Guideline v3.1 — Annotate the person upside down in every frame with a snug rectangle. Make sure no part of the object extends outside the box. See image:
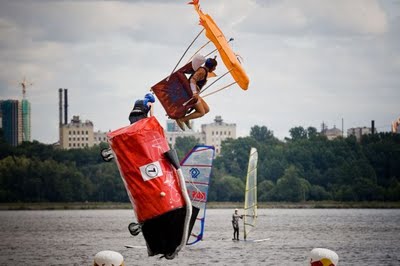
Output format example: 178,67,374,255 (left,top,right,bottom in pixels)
176,57,218,131
129,93,155,124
